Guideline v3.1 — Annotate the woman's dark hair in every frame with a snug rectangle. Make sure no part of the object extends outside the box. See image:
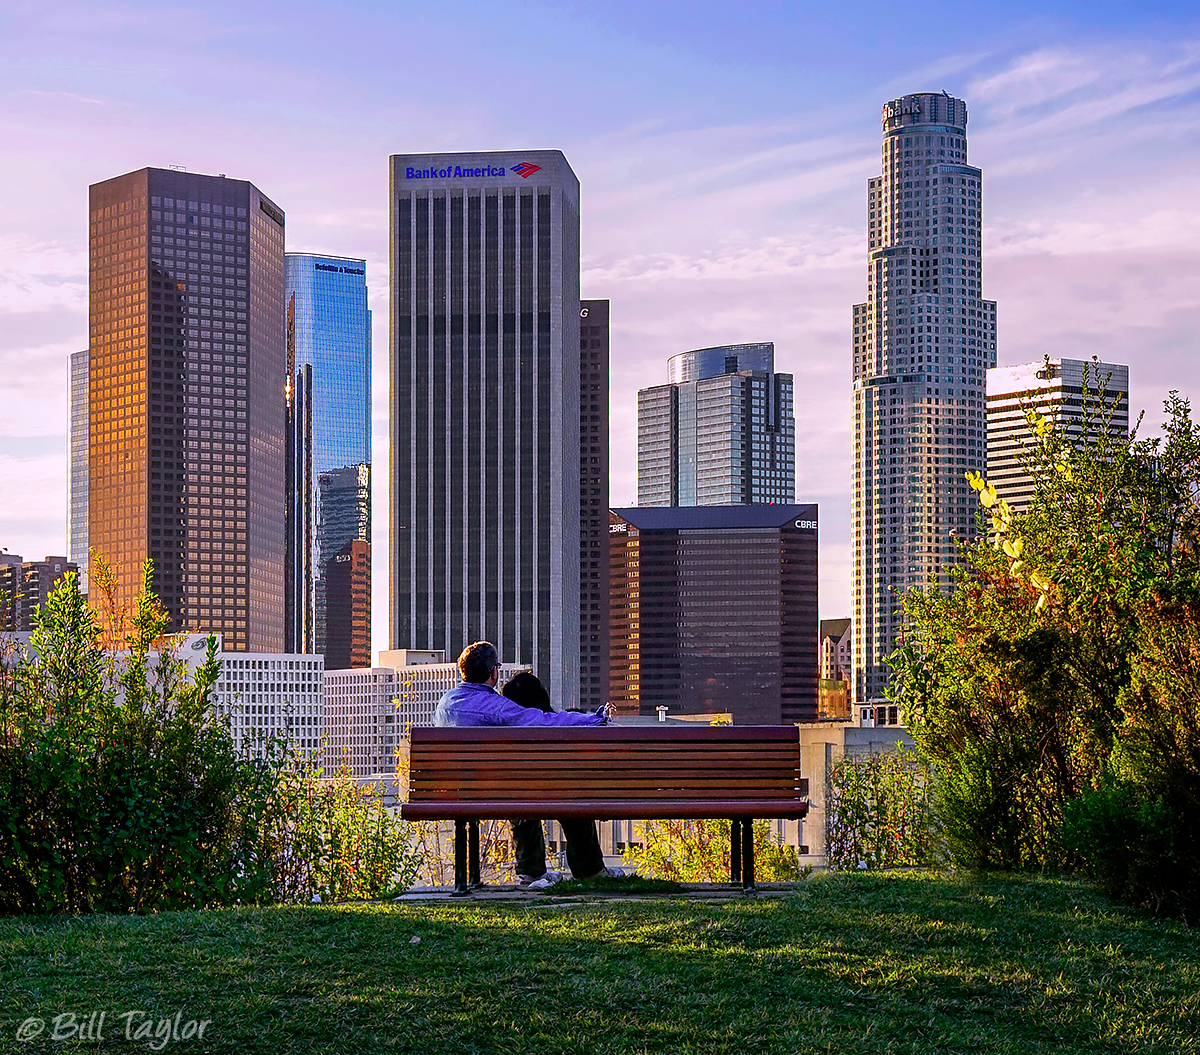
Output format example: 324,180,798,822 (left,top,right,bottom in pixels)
502,671,553,713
